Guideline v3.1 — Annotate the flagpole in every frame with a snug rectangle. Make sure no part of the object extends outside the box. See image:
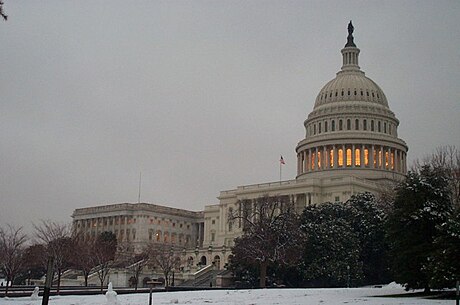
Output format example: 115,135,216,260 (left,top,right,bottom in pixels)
279,161,282,182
